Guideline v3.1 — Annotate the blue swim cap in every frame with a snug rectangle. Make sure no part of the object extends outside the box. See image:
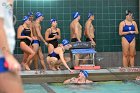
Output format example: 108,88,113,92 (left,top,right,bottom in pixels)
88,12,94,18
23,16,29,22
35,12,43,19
73,12,80,19
50,18,56,24
28,12,33,17
80,70,88,78
62,39,69,46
